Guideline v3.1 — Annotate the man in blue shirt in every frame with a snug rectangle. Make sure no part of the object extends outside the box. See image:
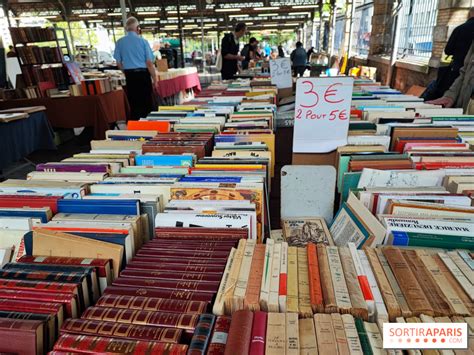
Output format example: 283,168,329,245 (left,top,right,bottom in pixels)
114,17,156,120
